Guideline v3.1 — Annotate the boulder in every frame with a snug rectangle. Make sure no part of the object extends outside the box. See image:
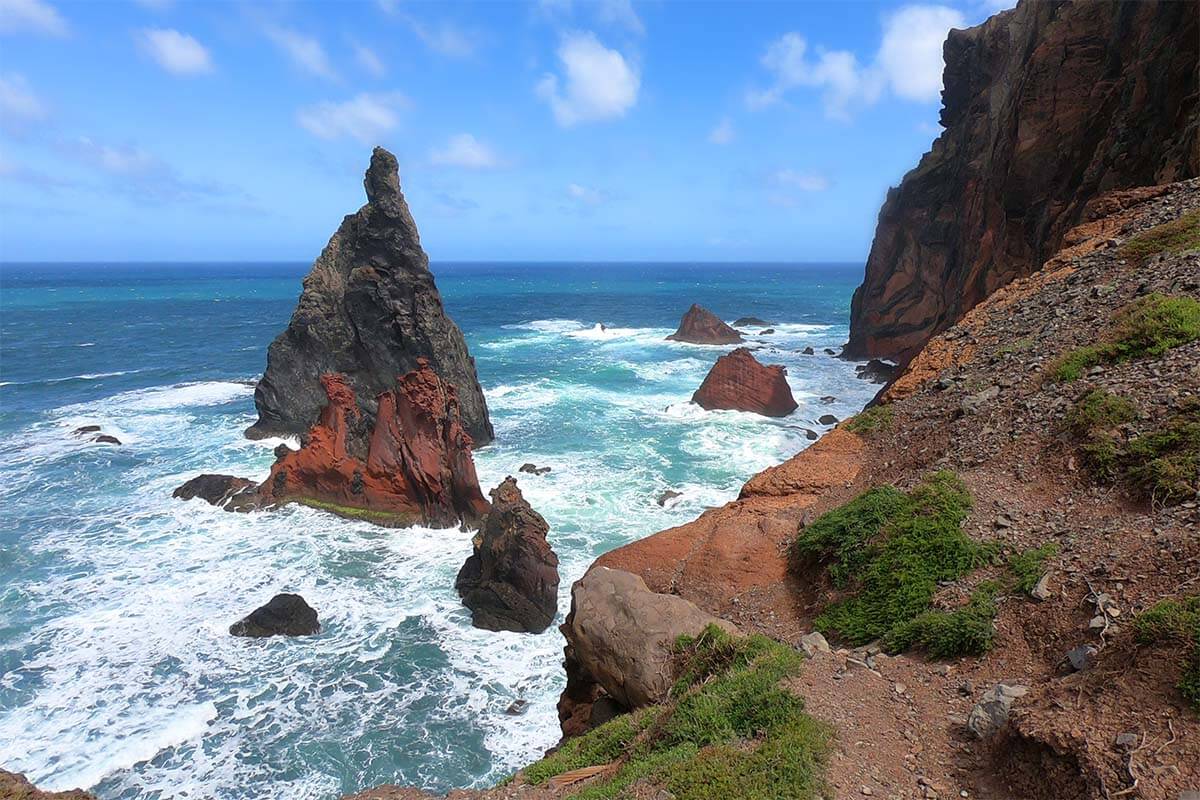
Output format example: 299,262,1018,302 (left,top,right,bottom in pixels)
967,682,1028,739
230,593,319,637
247,147,493,446
733,316,770,327
666,304,743,345
259,361,491,529
173,474,259,509
559,567,737,721
456,477,559,634
855,359,898,384
801,346,815,355
656,489,682,507
71,425,101,436
799,631,831,658
759,328,775,335
92,434,122,445
845,1,1198,363
691,347,798,417
518,463,551,476
818,414,839,426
